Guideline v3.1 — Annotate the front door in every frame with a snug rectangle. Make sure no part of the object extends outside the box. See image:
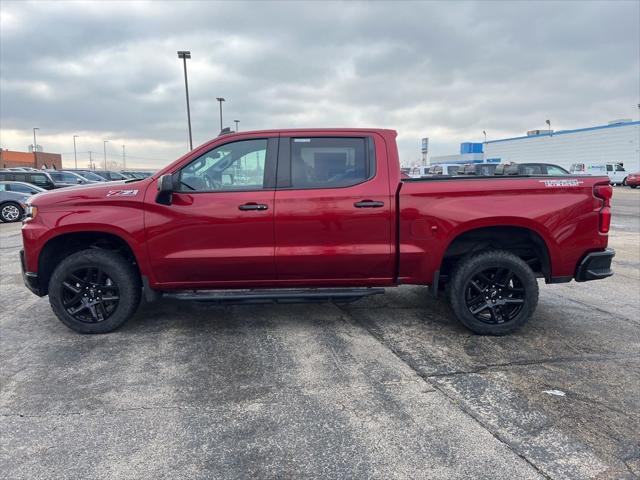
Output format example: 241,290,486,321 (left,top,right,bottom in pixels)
145,136,278,287
273,134,394,284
